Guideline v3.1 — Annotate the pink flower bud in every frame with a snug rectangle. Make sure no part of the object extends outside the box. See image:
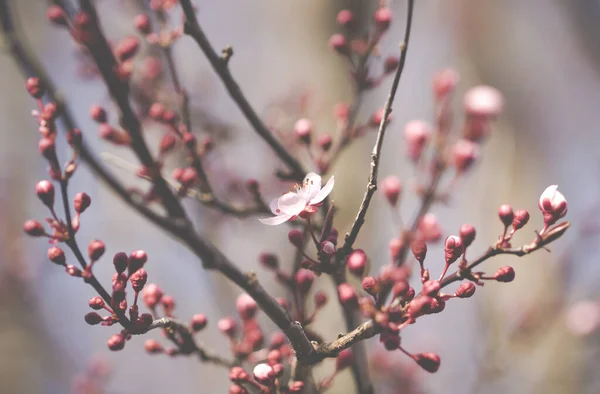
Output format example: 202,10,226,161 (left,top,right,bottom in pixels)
144,339,164,354
422,280,441,297
112,252,129,274
432,68,459,99
134,14,151,34
159,132,177,154
512,209,530,230
39,137,57,164
318,134,333,152
183,132,197,150
130,268,148,292
229,366,250,383
115,36,140,62
73,192,91,214
314,291,328,309
26,77,45,98
149,103,165,120
418,213,442,242
444,235,463,265
337,283,358,308
336,9,354,26
407,241,426,266
47,5,67,25
191,314,208,331
85,312,102,325
334,103,349,121
88,240,105,261
89,105,107,123
258,253,279,270
464,86,503,118
295,269,315,294
142,283,163,308
414,352,440,373
329,33,349,55
65,265,82,277
404,120,432,162
289,381,304,393
459,224,476,248
498,204,514,227
380,332,401,350
236,293,258,320
48,246,66,265
67,128,83,147
381,176,402,206
288,229,304,249
384,56,400,74
35,180,55,208
538,185,567,226
161,295,175,314
336,349,354,370
455,282,476,298
493,266,515,283
451,139,479,173
293,119,312,144
373,7,392,31
229,385,248,394
218,317,237,337
129,249,148,275
253,363,275,386
89,296,105,310
107,333,126,351
392,280,409,298
389,238,403,260
361,276,380,297
24,220,45,237
347,249,367,276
